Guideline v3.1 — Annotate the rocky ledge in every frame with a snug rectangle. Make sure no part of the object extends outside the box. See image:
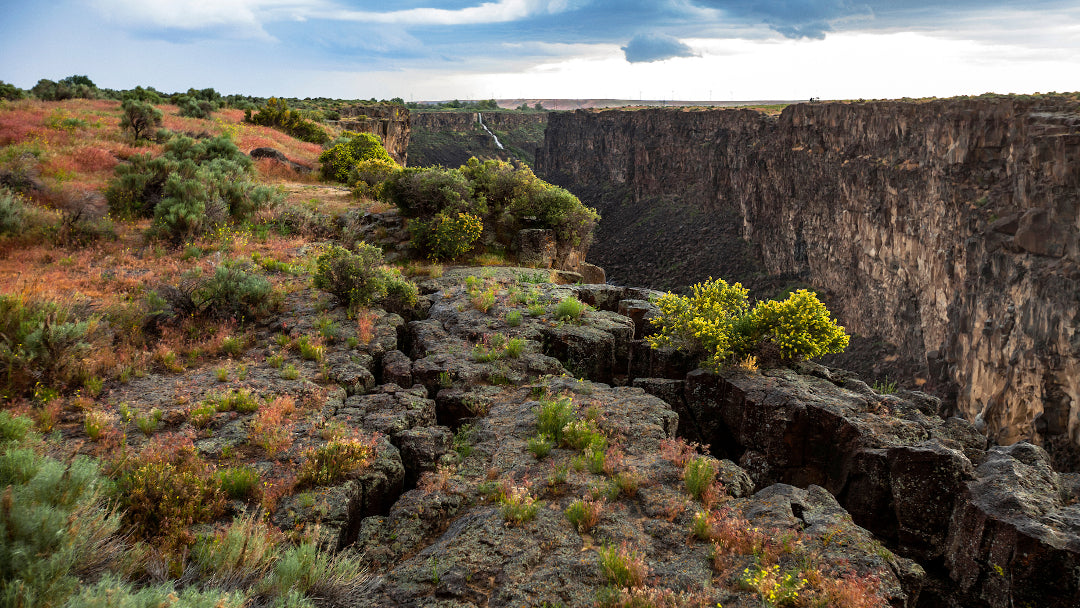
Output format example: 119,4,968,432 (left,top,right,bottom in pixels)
104,267,1078,607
